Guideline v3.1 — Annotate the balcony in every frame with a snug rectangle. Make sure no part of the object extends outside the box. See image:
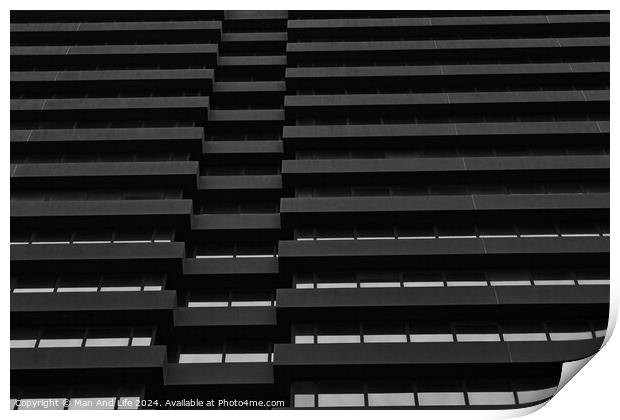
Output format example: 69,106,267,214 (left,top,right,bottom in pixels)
286,37,609,63
281,155,609,184
11,291,176,325
180,257,281,288
11,96,210,124
10,127,204,154
11,346,167,384
10,161,199,190
11,242,185,273
11,43,219,67
11,199,193,230
197,175,282,200
278,236,609,270
165,362,273,386
191,214,280,240
11,69,215,93
173,307,278,338
275,285,609,320
10,20,222,43
285,62,609,89
280,194,609,225
287,13,609,38
282,121,608,149
285,90,608,117
273,339,603,379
